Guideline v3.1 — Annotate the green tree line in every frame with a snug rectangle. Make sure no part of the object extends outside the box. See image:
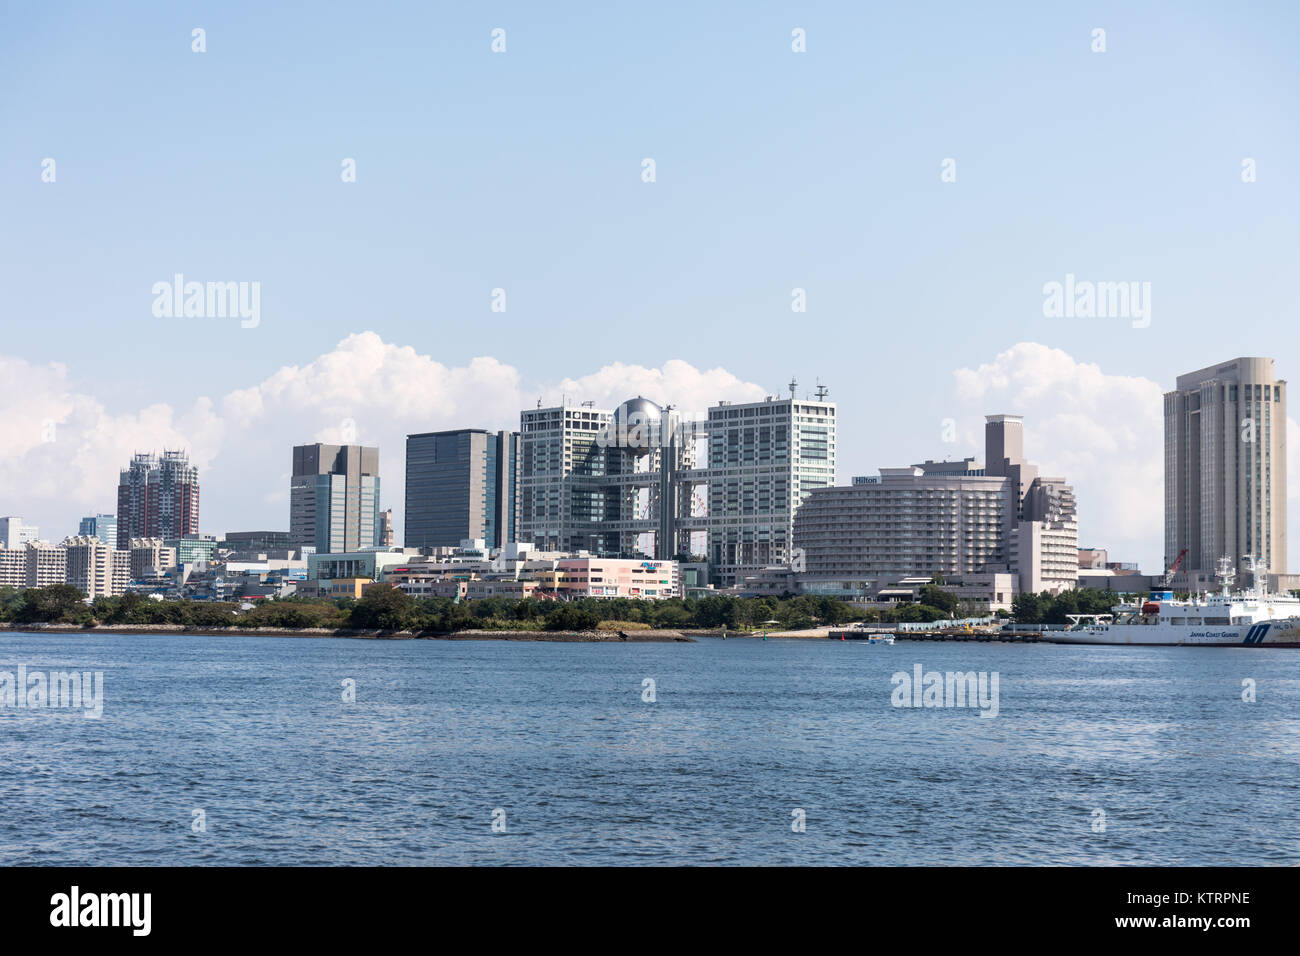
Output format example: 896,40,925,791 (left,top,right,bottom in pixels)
0,584,976,632
0,583,1128,632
